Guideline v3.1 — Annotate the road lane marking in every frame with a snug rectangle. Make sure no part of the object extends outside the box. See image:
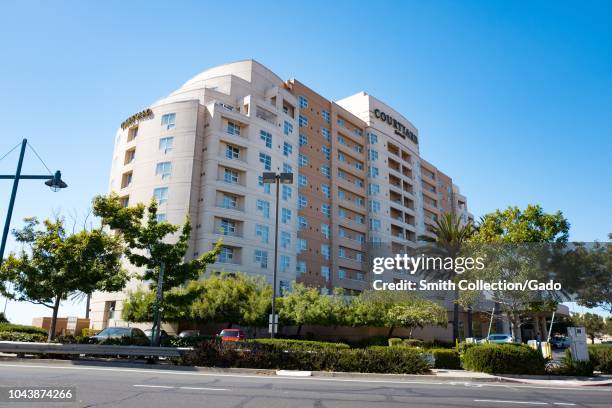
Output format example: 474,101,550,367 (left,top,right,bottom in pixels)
179,386,229,391
133,385,174,389
553,404,576,406
474,400,548,405
0,363,610,392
